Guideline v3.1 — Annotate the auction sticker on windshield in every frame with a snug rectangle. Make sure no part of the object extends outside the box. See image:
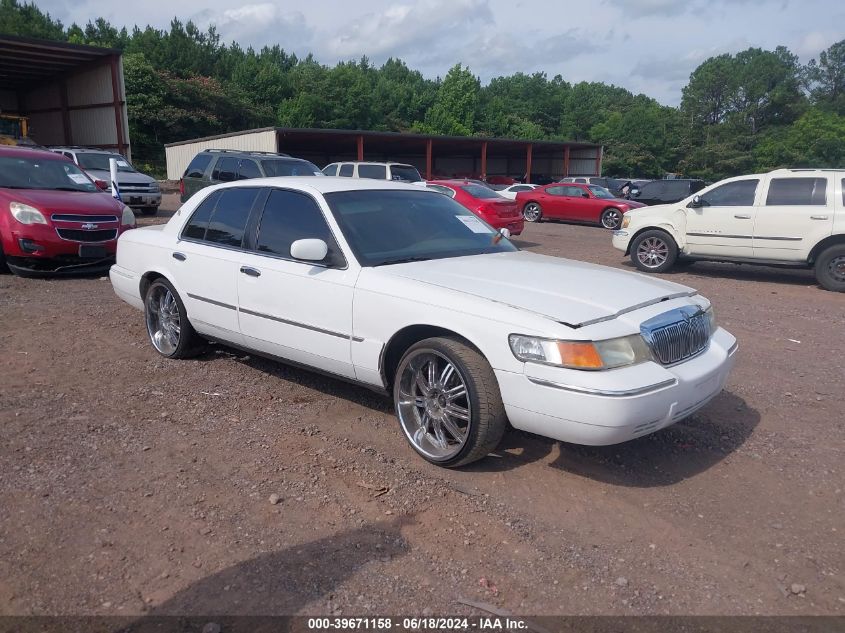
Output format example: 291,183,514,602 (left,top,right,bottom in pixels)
68,174,90,184
455,215,492,233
